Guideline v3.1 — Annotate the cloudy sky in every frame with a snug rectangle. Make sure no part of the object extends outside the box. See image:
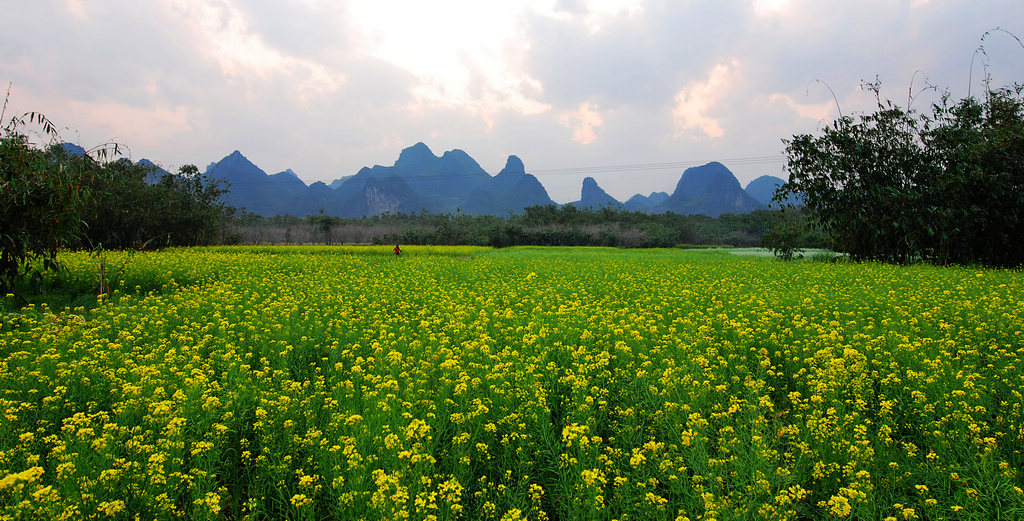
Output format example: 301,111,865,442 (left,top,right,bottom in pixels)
3,1,1022,203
